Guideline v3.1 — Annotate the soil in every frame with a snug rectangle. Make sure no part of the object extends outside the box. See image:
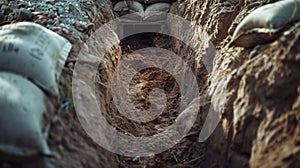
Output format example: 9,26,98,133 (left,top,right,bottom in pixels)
0,0,300,168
